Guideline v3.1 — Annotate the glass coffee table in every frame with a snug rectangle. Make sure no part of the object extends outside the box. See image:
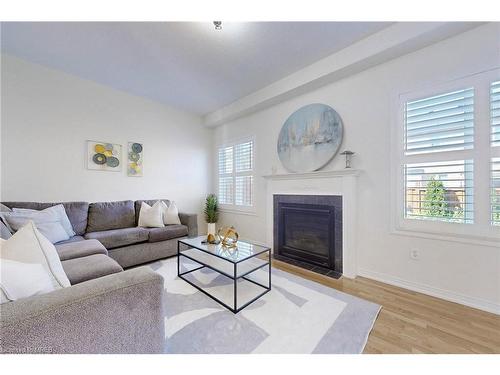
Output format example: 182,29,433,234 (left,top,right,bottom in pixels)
177,236,271,313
